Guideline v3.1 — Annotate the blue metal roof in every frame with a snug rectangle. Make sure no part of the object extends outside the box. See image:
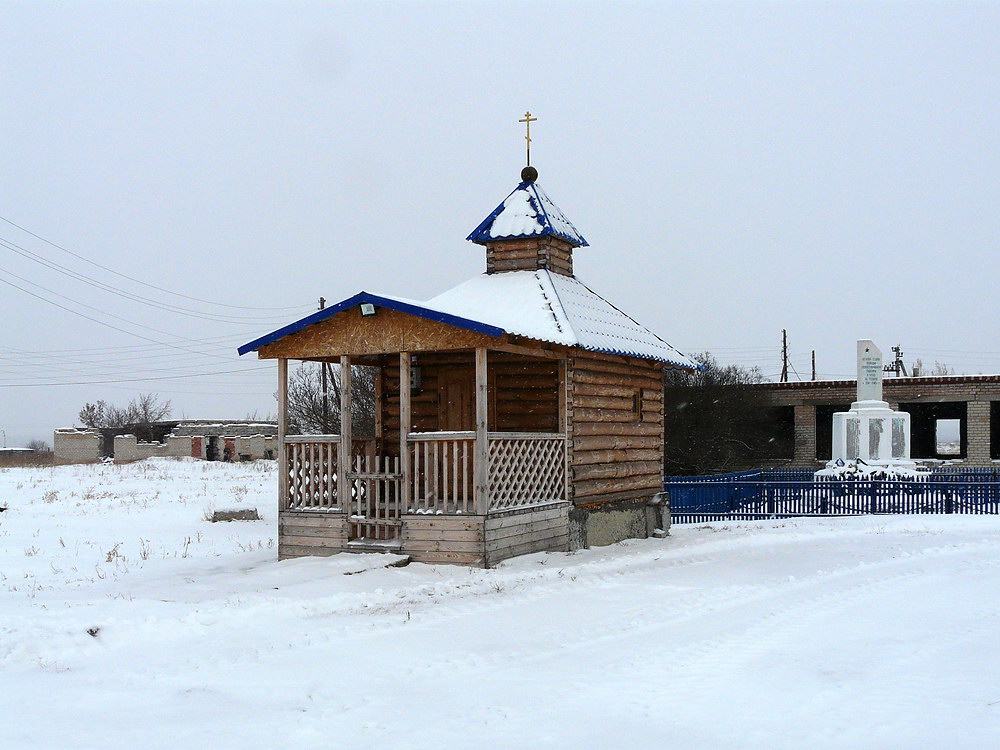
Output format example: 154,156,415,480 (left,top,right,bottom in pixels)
236,292,505,356
467,180,588,247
